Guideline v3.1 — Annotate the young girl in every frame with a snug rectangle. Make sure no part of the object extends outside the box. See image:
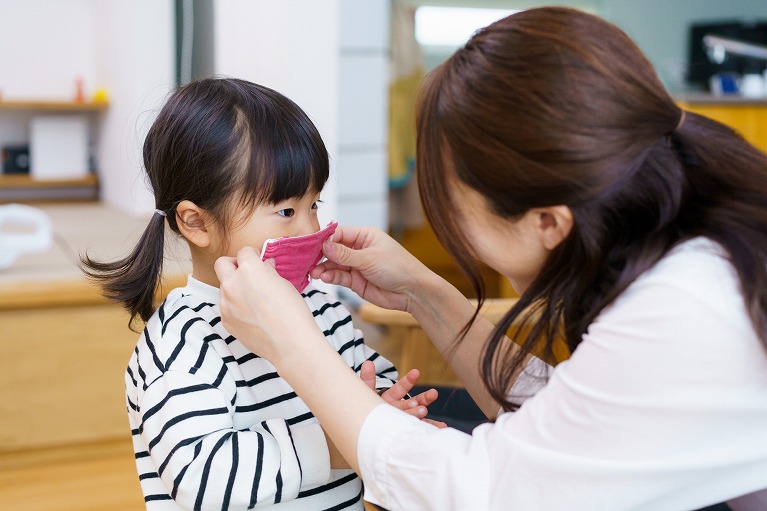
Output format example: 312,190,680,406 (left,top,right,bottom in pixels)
82,78,432,510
